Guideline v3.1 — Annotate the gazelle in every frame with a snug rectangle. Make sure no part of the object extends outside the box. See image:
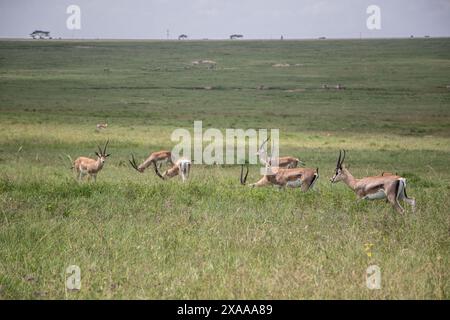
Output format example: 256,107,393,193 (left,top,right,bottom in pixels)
240,163,319,192
96,123,108,130
154,158,192,182
73,140,110,182
256,138,304,168
330,150,416,213
129,150,173,173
